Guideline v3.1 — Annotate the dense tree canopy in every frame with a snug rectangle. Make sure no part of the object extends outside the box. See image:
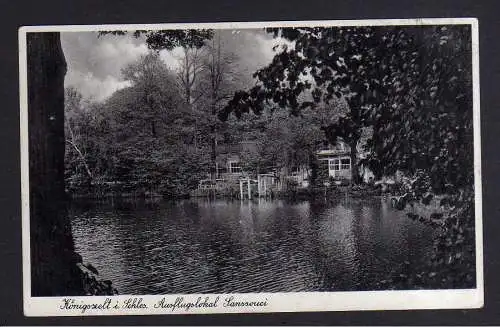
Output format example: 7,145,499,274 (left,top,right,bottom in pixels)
64,53,211,197
220,25,476,288
222,25,473,192
62,25,477,289
99,29,214,50
31,29,218,295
